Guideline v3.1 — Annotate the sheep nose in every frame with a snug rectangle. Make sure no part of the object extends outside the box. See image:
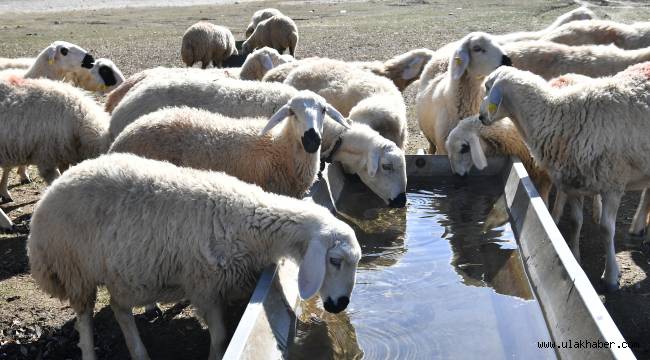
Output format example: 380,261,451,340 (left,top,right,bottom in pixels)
81,54,95,69
301,128,321,154
324,296,350,313
388,192,407,208
478,114,487,124
98,66,118,87
501,55,512,67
